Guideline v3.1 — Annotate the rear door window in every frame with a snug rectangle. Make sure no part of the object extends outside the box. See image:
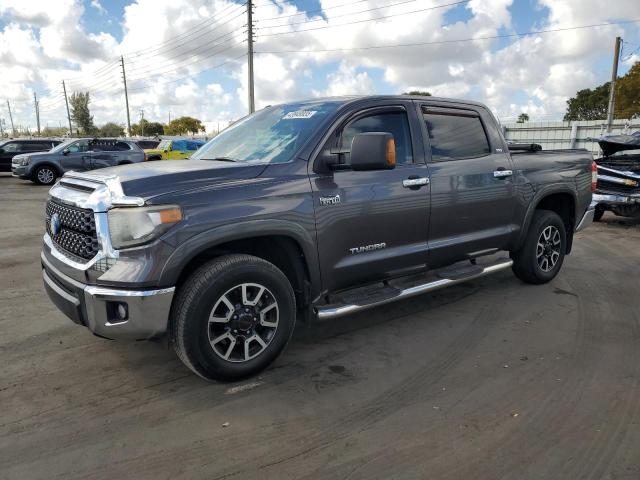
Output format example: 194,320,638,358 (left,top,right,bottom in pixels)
340,111,413,165
422,108,491,161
